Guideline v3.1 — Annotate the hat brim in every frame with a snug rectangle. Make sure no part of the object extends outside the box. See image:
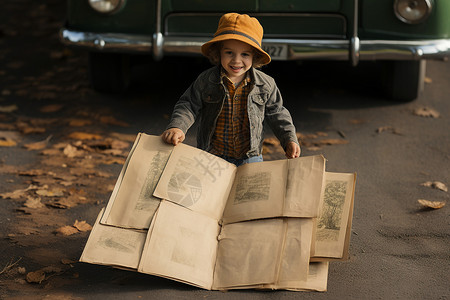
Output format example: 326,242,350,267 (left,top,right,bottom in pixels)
201,34,271,66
